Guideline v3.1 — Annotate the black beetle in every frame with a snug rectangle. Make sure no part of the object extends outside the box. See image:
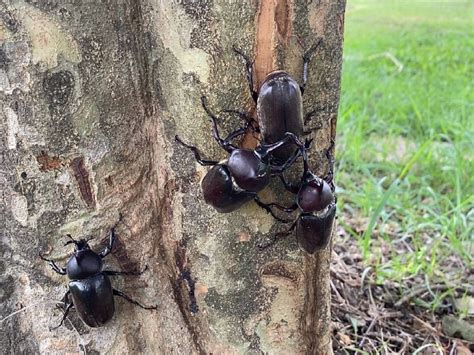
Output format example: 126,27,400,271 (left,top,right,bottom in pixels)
257,144,337,254
40,218,157,329
232,40,322,162
175,96,306,218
